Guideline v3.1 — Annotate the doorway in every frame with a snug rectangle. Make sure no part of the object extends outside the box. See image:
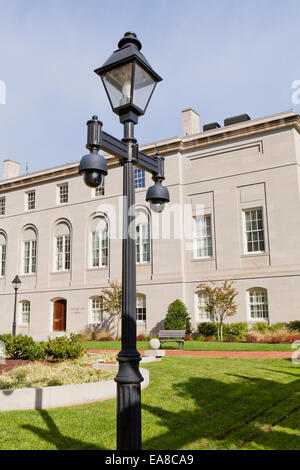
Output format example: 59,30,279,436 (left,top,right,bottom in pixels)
53,299,67,332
